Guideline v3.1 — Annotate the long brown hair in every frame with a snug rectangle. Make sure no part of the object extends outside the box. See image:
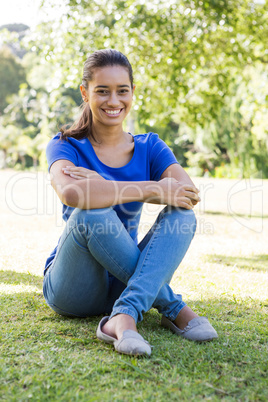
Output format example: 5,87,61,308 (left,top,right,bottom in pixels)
60,49,134,141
